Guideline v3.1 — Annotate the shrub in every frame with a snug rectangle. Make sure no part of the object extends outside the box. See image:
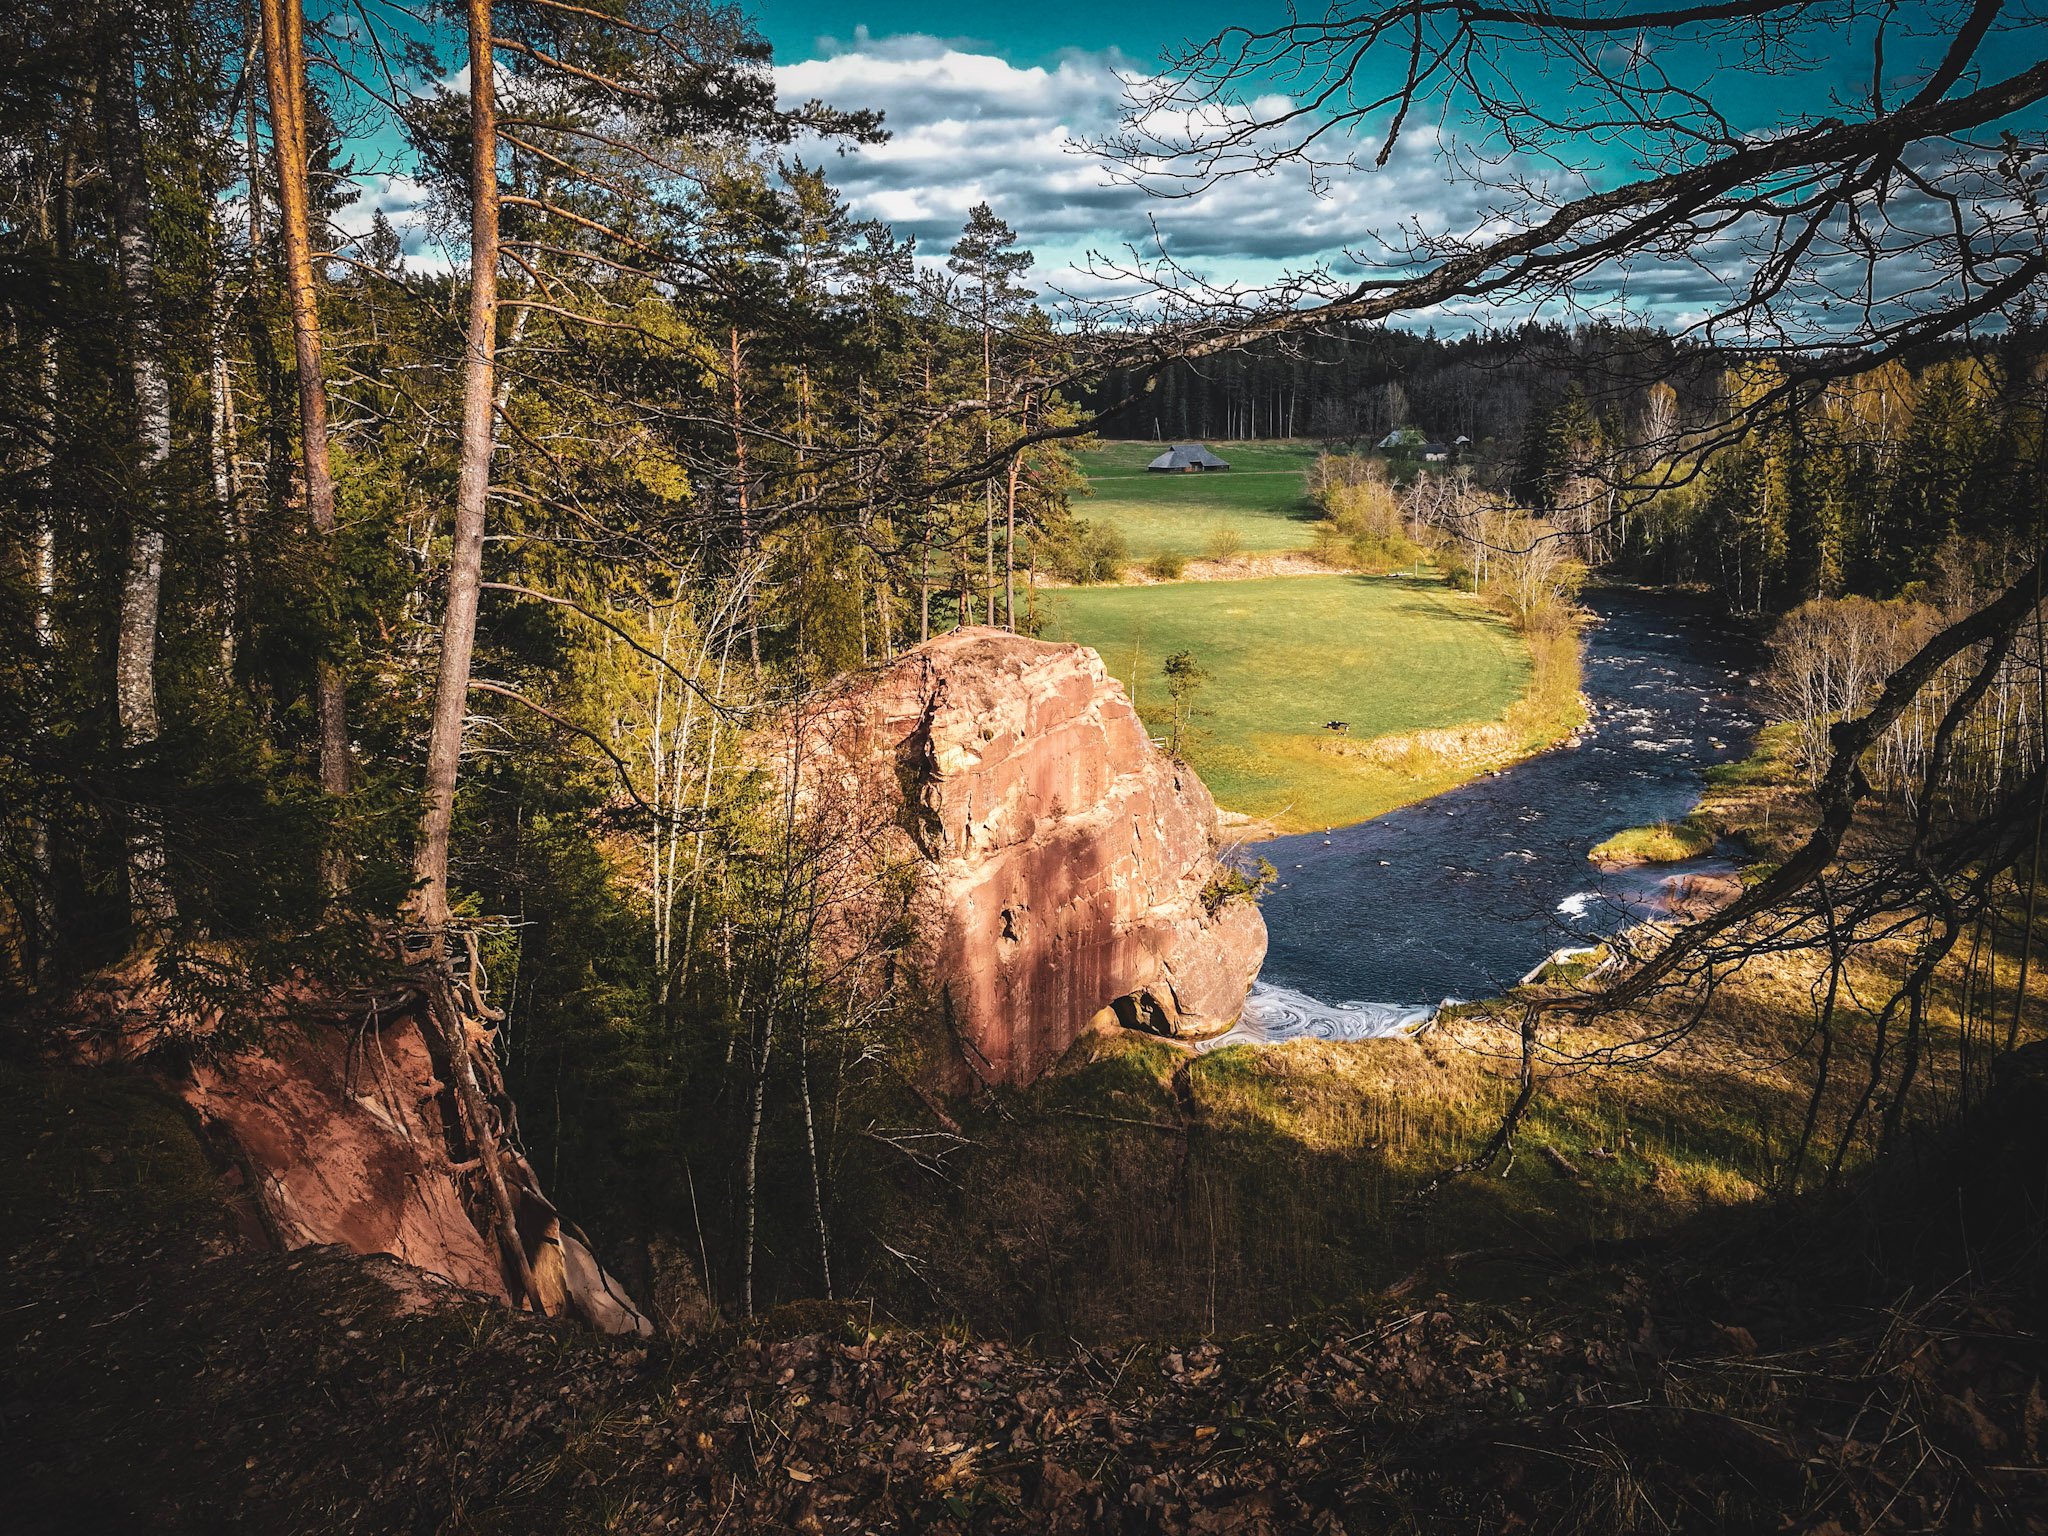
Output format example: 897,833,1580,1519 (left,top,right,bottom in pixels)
1204,527,1245,563
1321,477,1404,540
1044,519,1129,584
1344,529,1422,574
1200,857,1277,914
1146,549,1189,581
1311,517,1420,573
